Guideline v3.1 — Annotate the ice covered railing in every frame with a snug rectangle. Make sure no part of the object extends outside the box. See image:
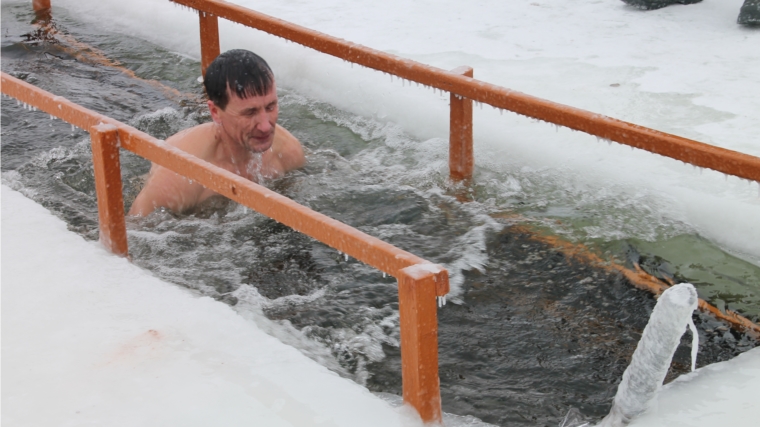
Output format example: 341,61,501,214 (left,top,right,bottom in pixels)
170,0,760,185
167,0,760,335
0,72,449,424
